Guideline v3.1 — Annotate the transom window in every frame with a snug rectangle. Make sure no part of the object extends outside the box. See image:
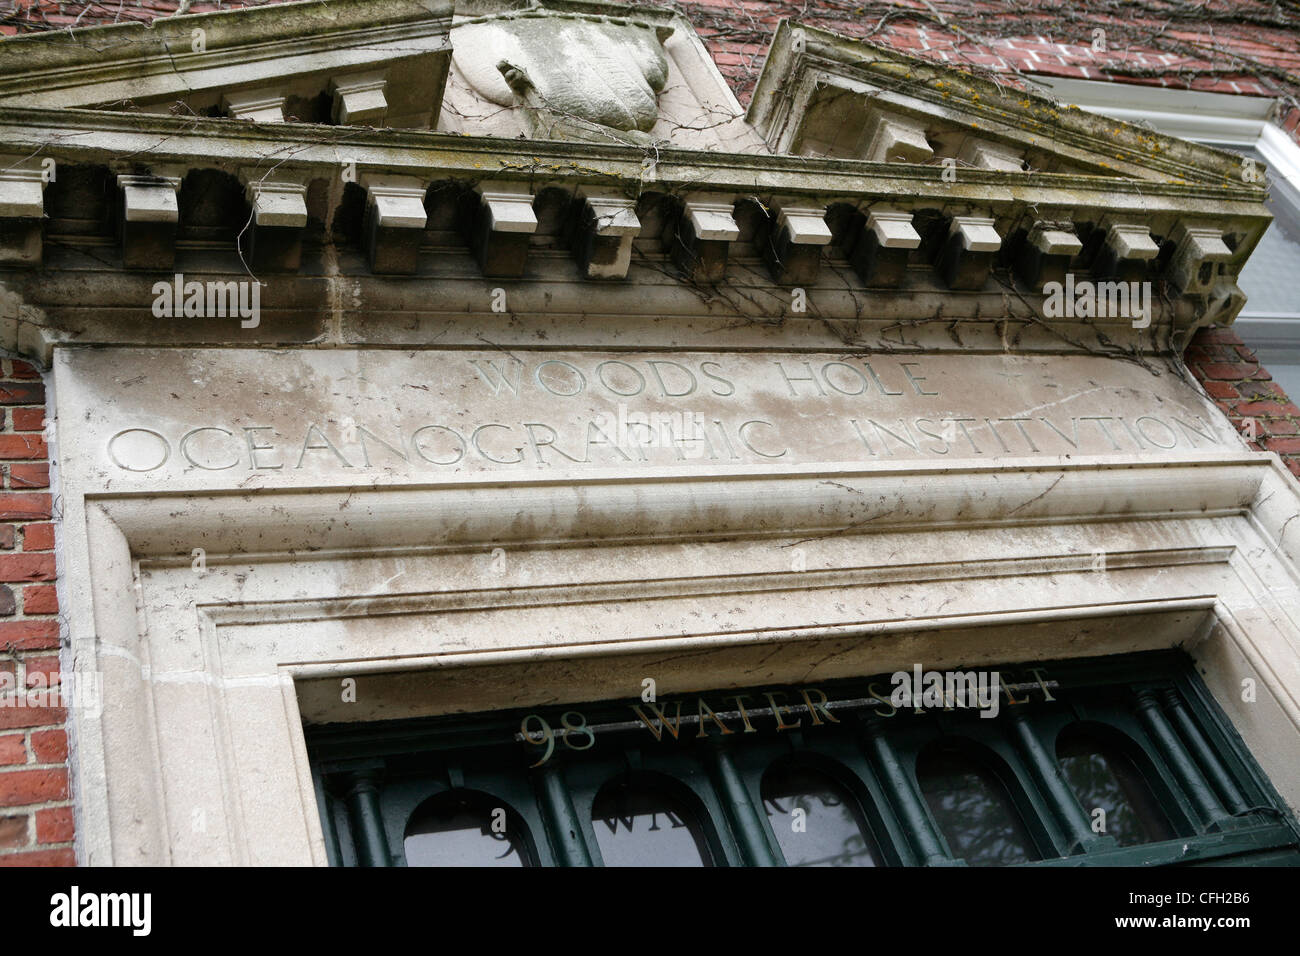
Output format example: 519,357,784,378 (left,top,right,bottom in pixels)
308,651,1300,867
